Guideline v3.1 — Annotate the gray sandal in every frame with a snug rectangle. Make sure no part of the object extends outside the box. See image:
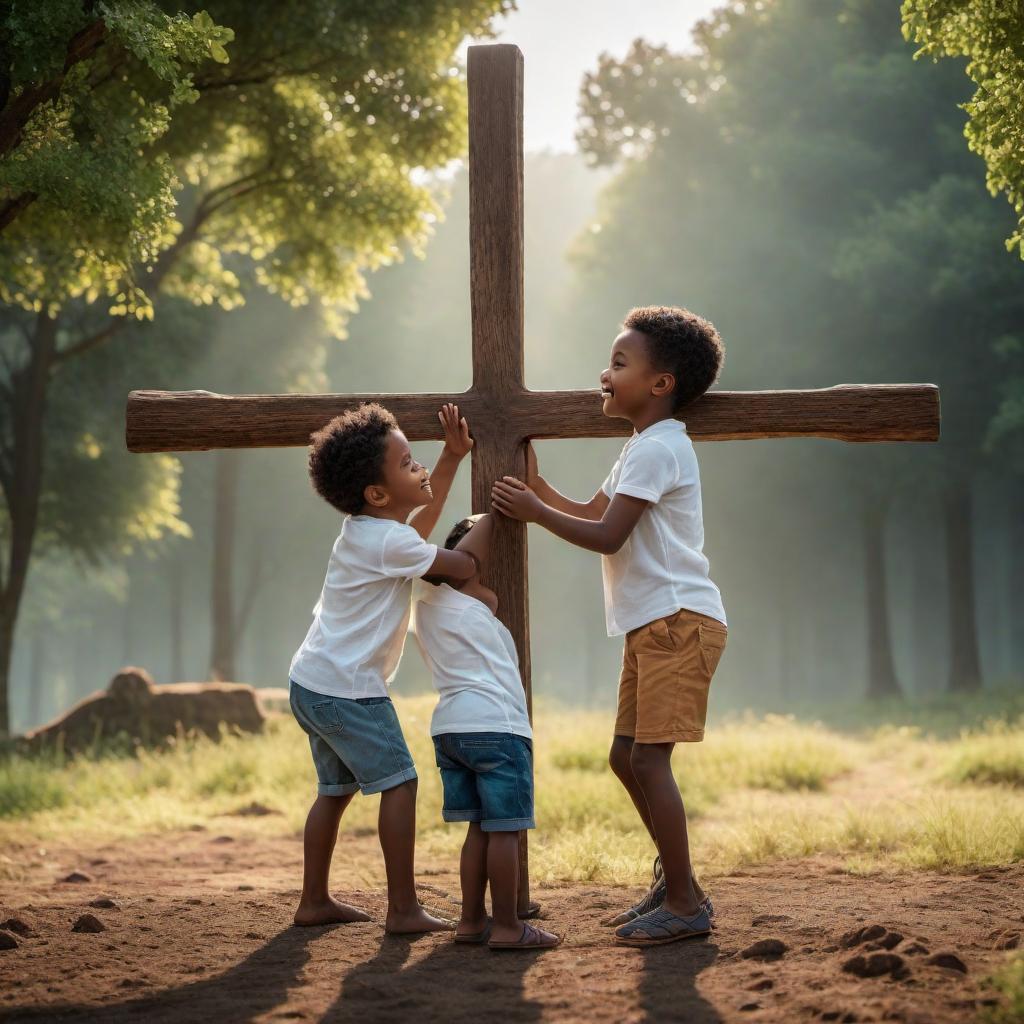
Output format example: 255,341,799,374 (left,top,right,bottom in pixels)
614,906,712,947
605,856,716,928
